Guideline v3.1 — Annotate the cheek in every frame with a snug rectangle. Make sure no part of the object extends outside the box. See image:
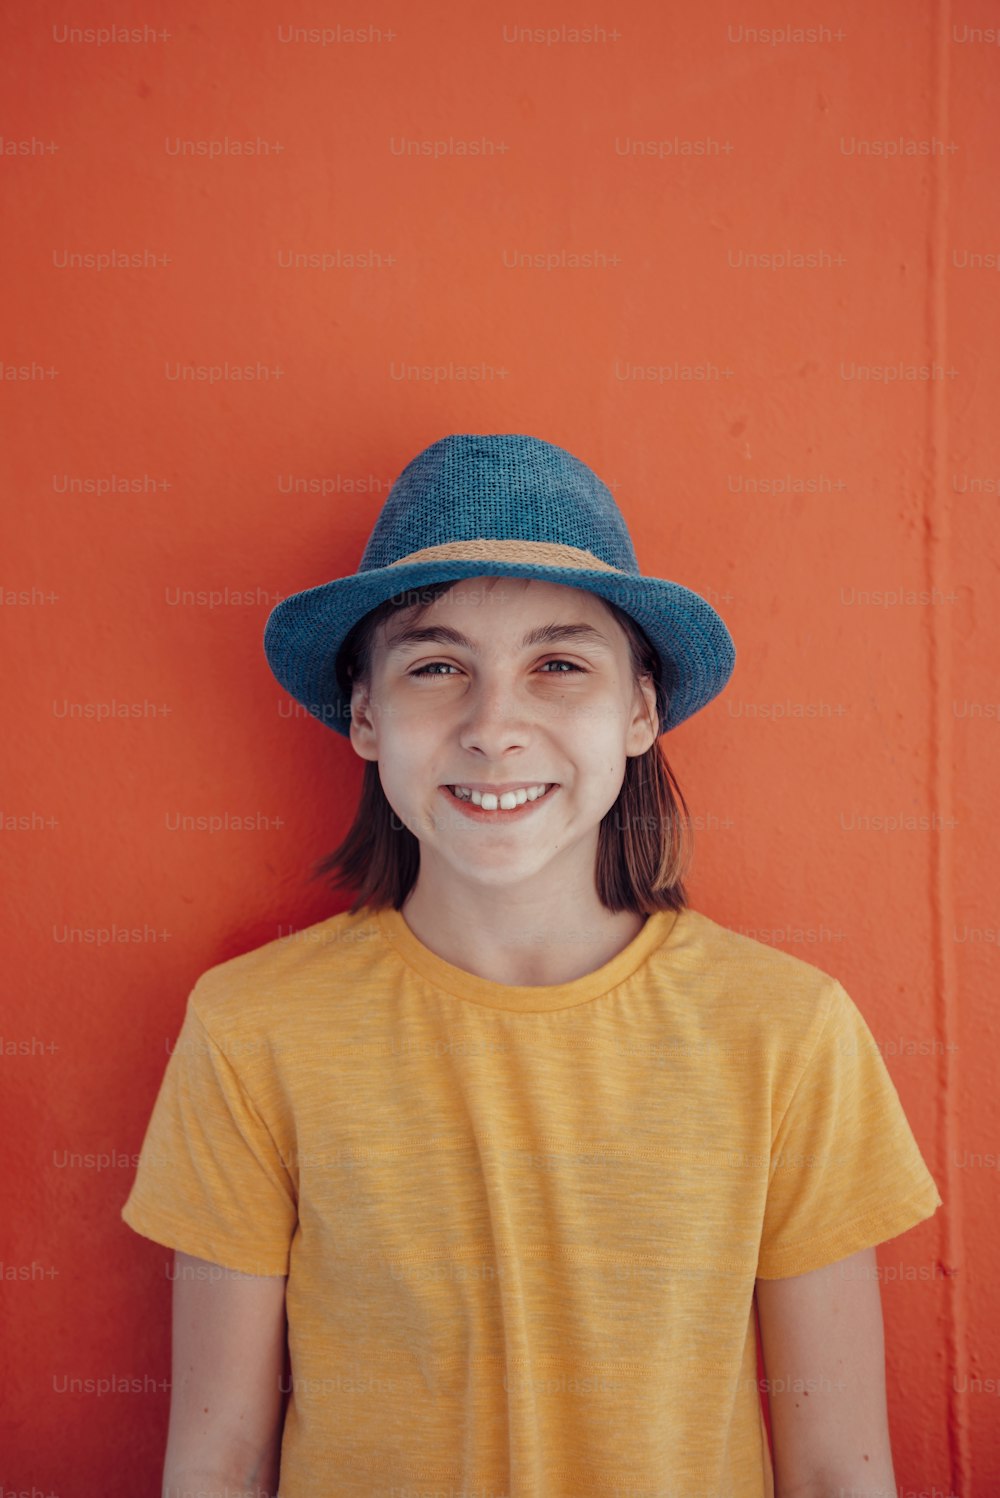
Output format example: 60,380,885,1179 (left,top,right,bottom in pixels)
374,771,420,833
377,742,436,807
383,697,444,739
